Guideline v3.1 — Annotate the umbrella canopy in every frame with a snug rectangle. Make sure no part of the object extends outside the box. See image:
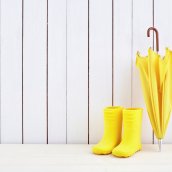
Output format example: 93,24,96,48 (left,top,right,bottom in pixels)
136,48,172,142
